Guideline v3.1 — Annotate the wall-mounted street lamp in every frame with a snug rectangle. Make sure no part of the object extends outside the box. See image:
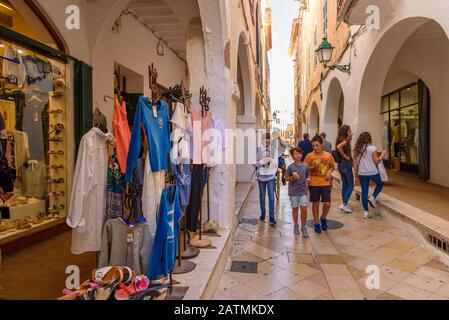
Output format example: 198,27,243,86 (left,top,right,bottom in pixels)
315,38,350,74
